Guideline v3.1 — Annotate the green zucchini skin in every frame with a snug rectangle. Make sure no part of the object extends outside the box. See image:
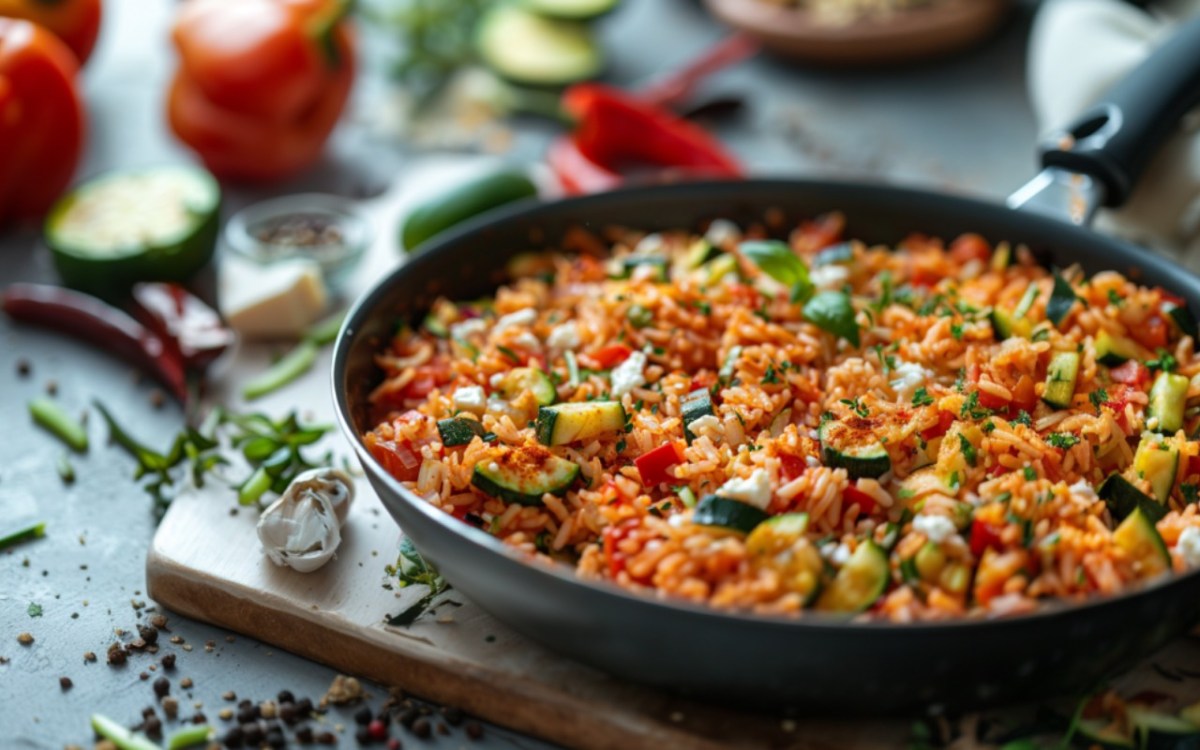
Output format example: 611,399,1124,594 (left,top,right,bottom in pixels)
471,452,580,506
536,401,625,446
1148,372,1188,434
681,389,715,443
1095,331,1139,366
818,419,891,479
475,5,604,87
438,417,486,447
692,495,769,534
815,540,889,613
1099,474,1166,523
526,0,622,21
401,170,538,252
1042,351,1080,409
